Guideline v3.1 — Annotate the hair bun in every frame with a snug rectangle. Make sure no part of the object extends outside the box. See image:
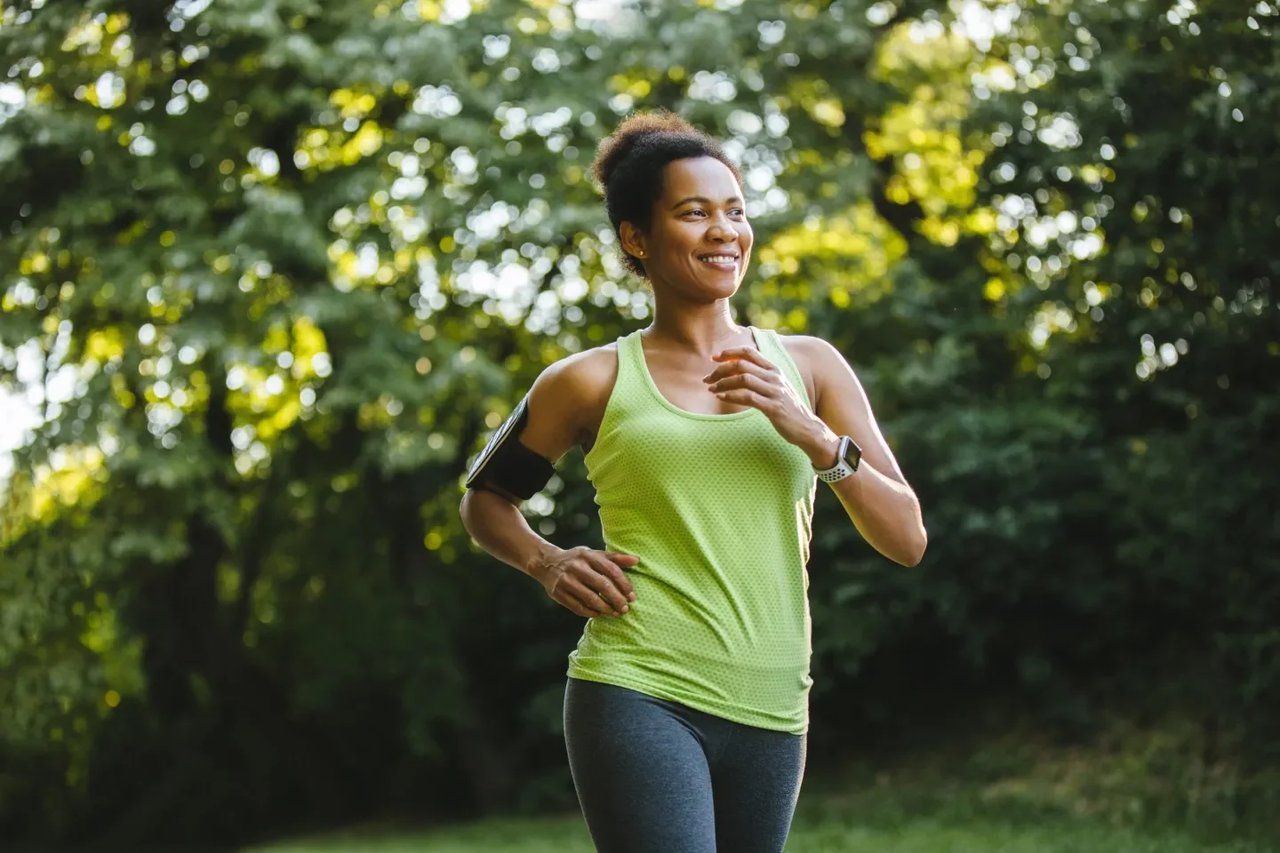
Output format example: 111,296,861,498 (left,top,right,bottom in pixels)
591,110,700,191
